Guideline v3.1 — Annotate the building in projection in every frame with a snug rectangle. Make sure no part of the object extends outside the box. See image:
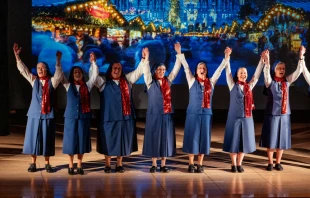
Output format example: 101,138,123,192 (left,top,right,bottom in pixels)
110,0,245,32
